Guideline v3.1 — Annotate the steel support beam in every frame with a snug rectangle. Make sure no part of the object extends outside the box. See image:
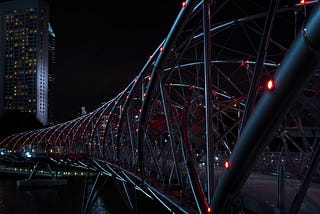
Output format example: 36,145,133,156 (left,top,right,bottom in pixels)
182,102,209,213
239,0,279,133
203,0,214,204
137,0,199,177
211,4,320,213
